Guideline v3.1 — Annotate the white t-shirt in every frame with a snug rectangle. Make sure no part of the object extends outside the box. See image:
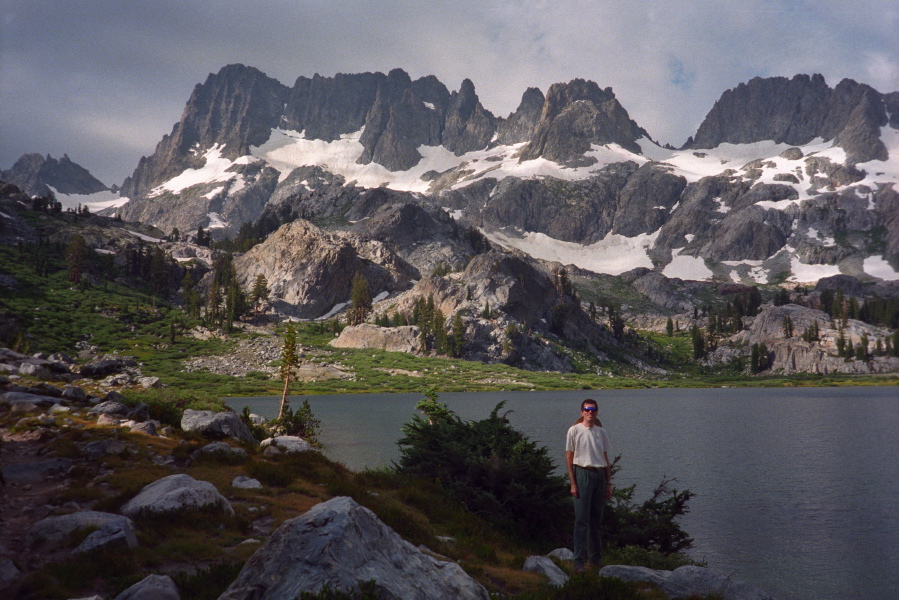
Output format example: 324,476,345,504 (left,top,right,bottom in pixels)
566,423,611,469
